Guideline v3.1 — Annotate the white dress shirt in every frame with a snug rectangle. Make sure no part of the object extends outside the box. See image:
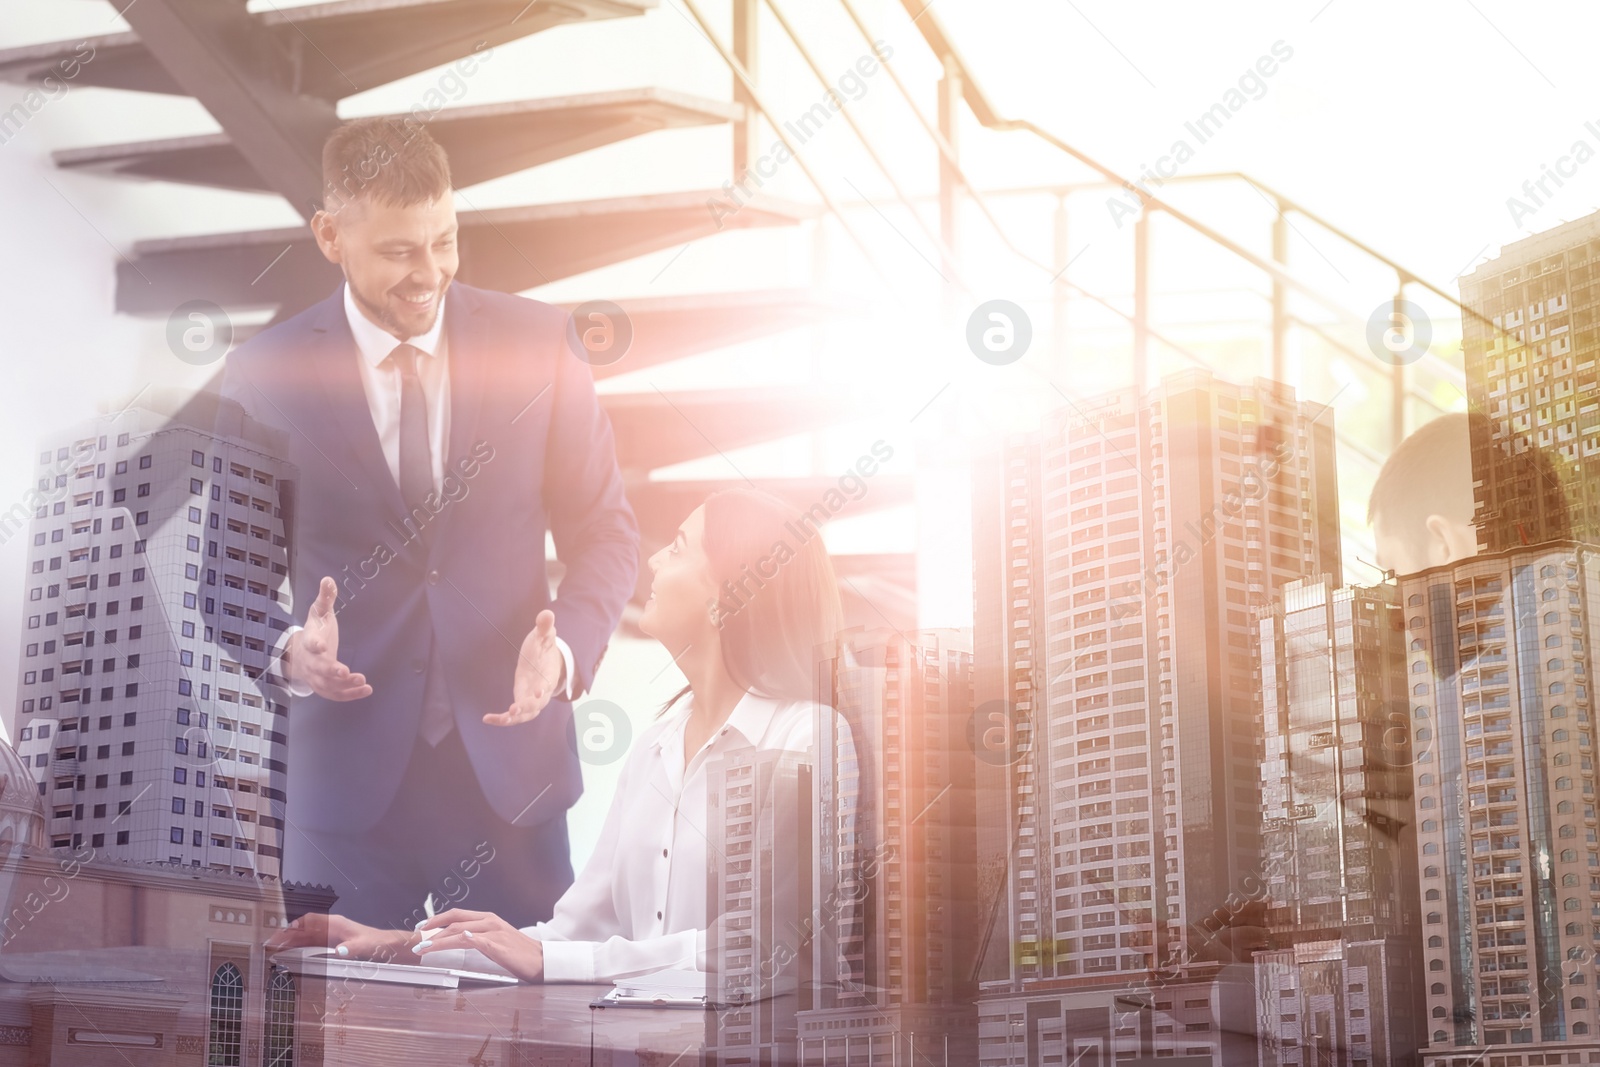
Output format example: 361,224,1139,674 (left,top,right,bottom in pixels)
425,690,825,983
272,282,574,699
